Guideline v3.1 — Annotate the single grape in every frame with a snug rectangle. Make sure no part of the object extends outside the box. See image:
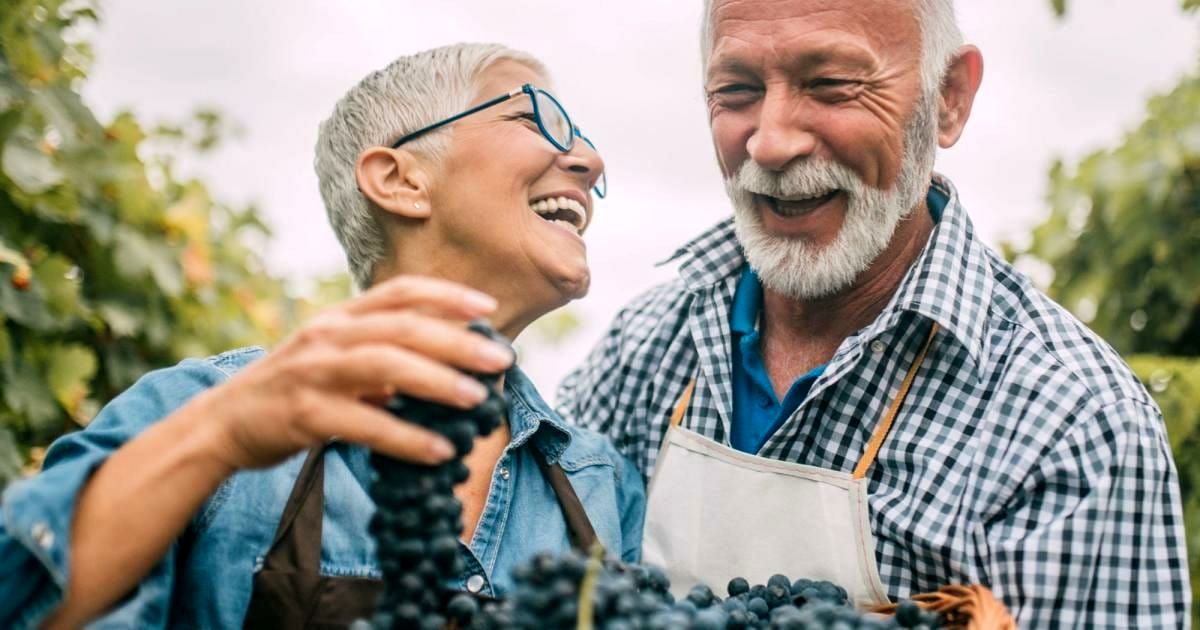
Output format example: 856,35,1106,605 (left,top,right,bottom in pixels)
767,574,791,592
728,576,750,598
686,584,715,609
